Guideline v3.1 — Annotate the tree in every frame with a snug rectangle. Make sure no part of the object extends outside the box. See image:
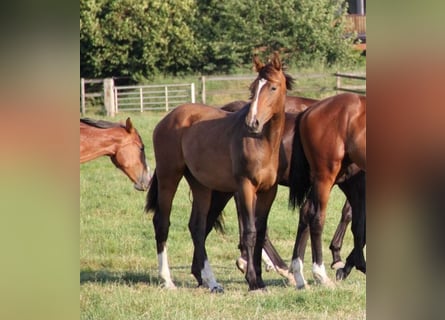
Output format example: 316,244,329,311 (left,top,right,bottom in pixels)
80,0,199,79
